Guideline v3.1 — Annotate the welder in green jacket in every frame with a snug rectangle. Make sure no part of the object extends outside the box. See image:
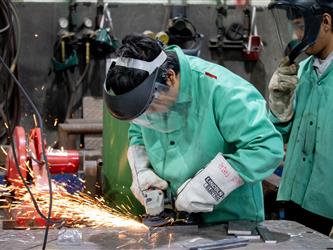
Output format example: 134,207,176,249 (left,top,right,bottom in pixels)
103,33,284,224
269,0,333,235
